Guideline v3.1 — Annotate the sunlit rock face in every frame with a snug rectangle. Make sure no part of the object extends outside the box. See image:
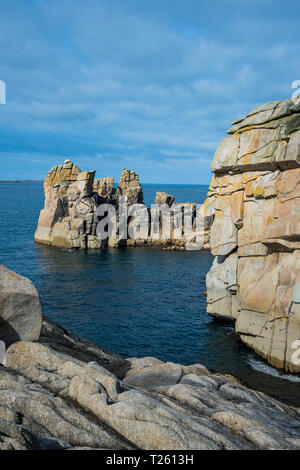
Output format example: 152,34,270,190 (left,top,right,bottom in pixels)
34,161,144,250
204,98,300,373
35,161,211,251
